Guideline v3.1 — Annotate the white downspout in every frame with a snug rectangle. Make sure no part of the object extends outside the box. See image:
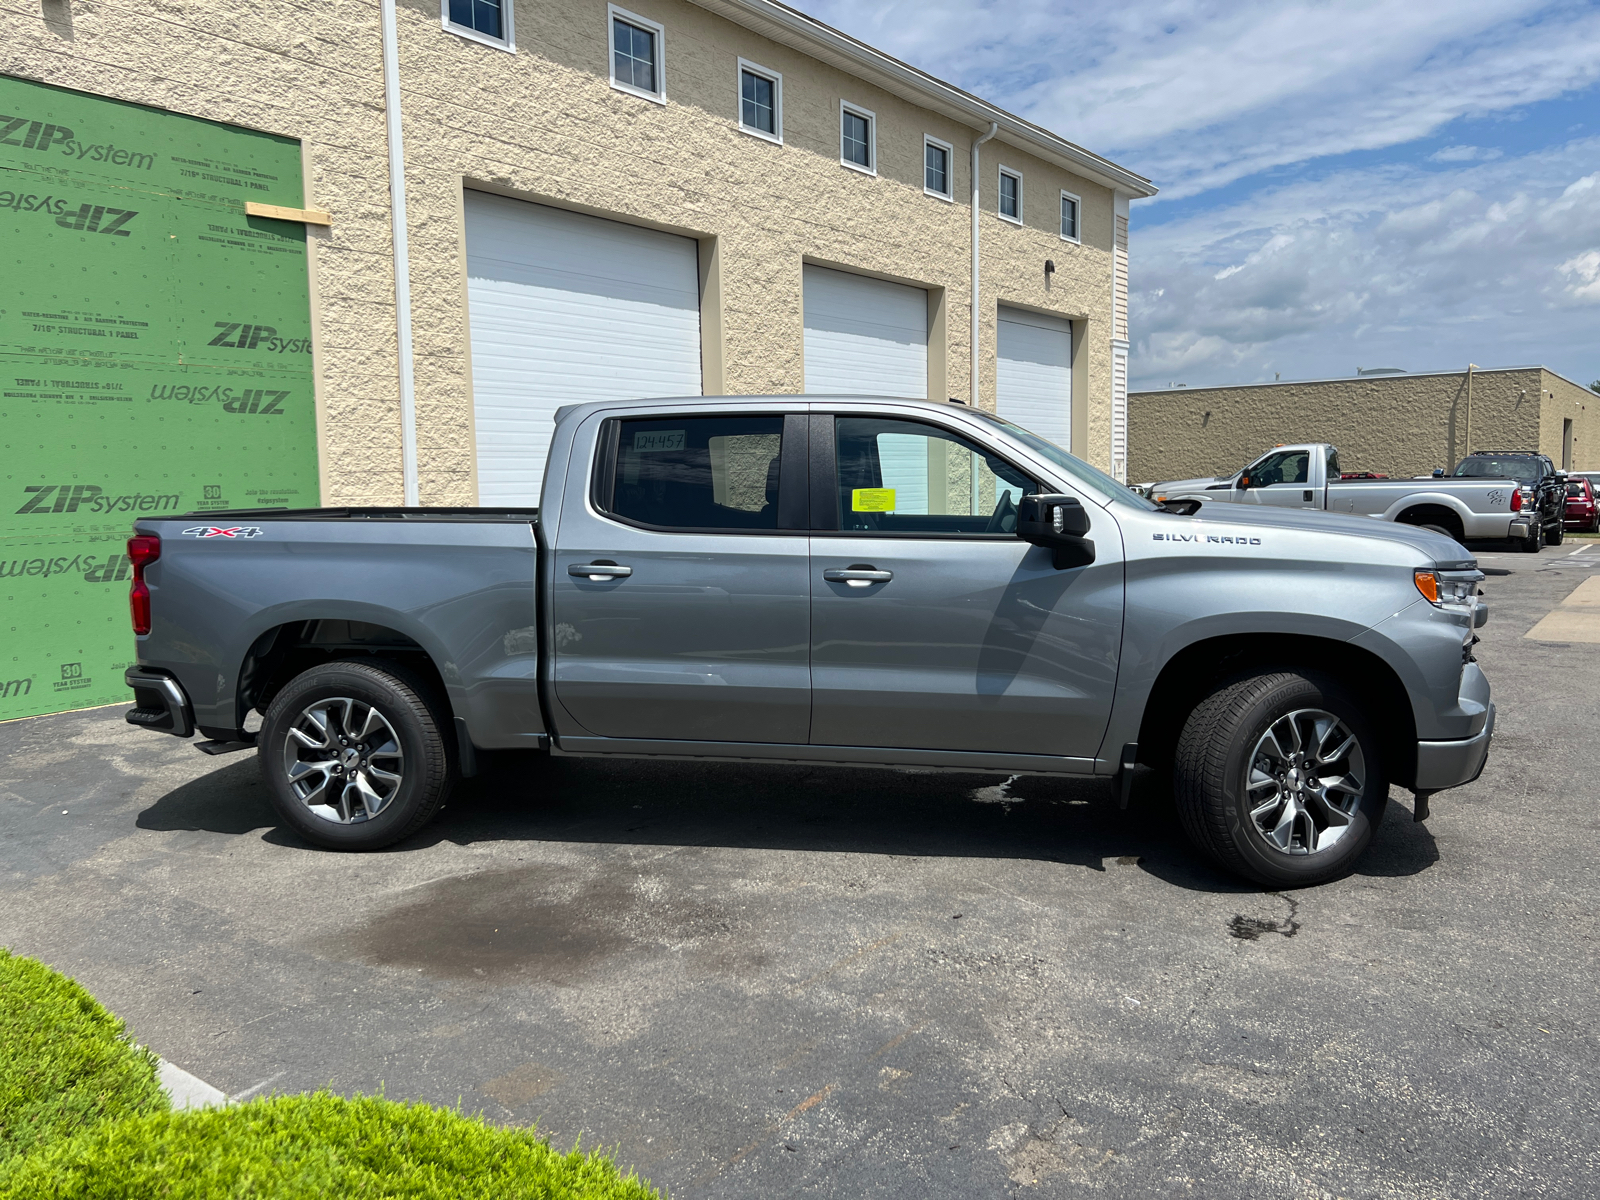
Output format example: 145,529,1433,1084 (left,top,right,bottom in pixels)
380,0,419,505
970,122,998,409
